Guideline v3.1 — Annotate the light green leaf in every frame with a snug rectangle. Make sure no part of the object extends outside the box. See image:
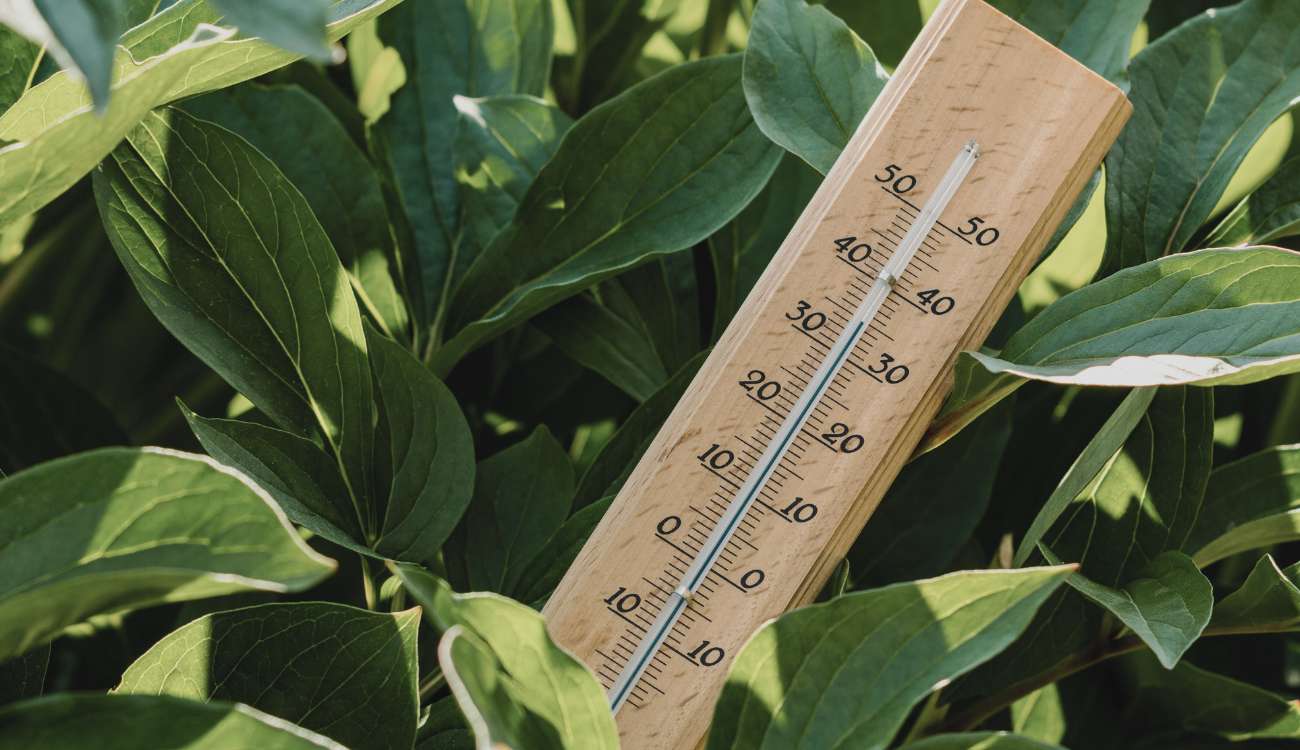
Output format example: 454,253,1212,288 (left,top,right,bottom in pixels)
1209,554,1300,635
742,0,886,175
988,0,1149,79
0,0,127,109
182,83,411,340
1010,684,1064,745
454,94,573,265
345,19,403,123
1043,548,1211,669
0,695,346,749
0,647,45,707
0,447,334,662
366,323,476,563
512,497,613,606
0,26,40,113
971,247,1300,388
116,602,419,750
898,733,1066,750
1208,155,1300,246
534,292,669,402
453,427,573,594
395,565,619,750
1101,0,1300,274
1190,445,1300,566
209,0,331,60
95,107,373,533
437,55,781,373
1013,387,1156,566
706,567,1073,750
374,0,553,330
0,0,405,226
